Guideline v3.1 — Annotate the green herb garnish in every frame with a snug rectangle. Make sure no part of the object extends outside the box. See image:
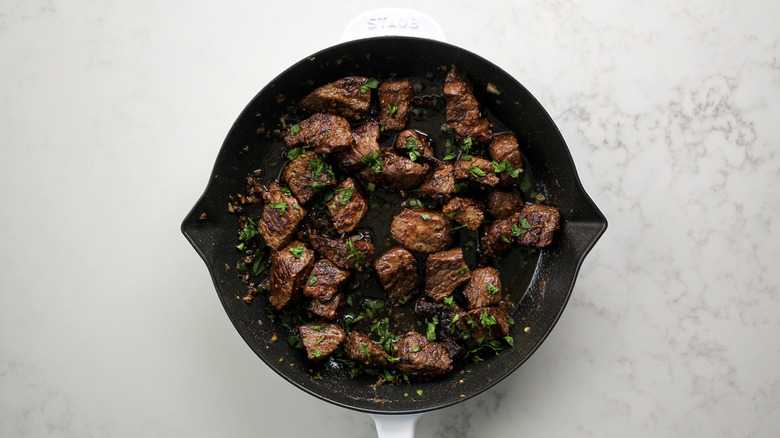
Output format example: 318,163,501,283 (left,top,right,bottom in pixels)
289,246,305,259
269,201,287,216
289,124,301,135
360,78,379,93
361,150,383,173
337,188,355,205
468,165,486,179
486,283,500,295
309,275,317,286
511,217,533,236
388,104,399,118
